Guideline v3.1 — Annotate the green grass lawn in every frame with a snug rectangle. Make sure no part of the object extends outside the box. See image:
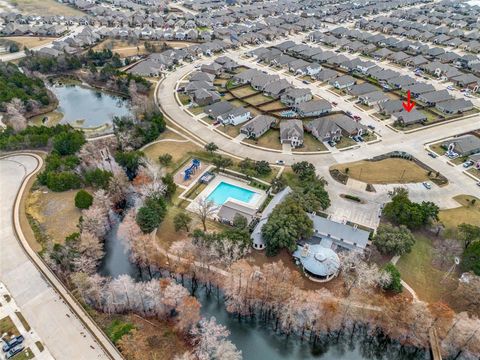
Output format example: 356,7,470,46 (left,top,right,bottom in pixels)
335,136,357,149
295,132,327,152
242,129,282,150
438,195,480,232
396,234,454,303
